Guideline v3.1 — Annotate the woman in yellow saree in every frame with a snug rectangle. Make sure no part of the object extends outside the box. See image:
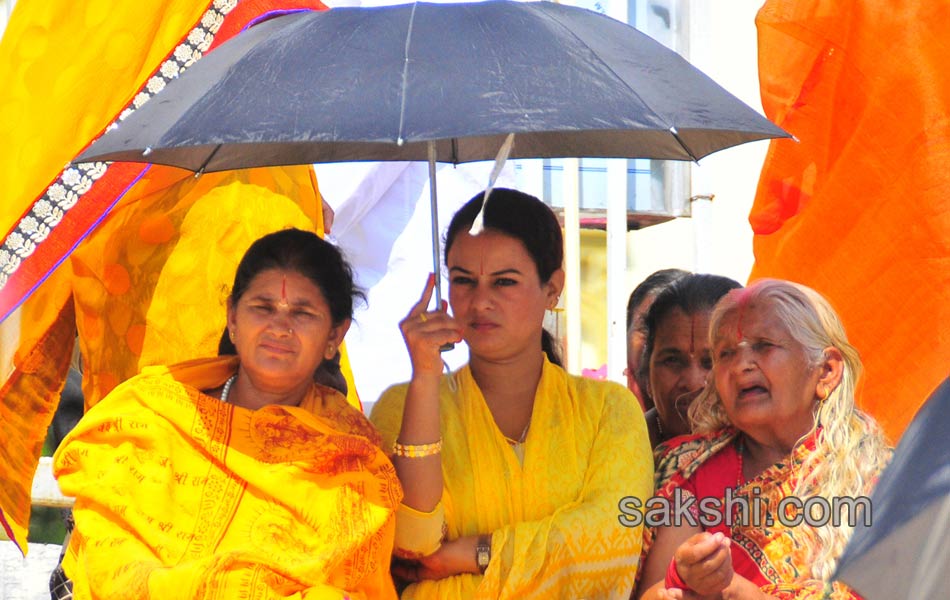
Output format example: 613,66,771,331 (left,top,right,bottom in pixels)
53,229,401,599
370,189,654,599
